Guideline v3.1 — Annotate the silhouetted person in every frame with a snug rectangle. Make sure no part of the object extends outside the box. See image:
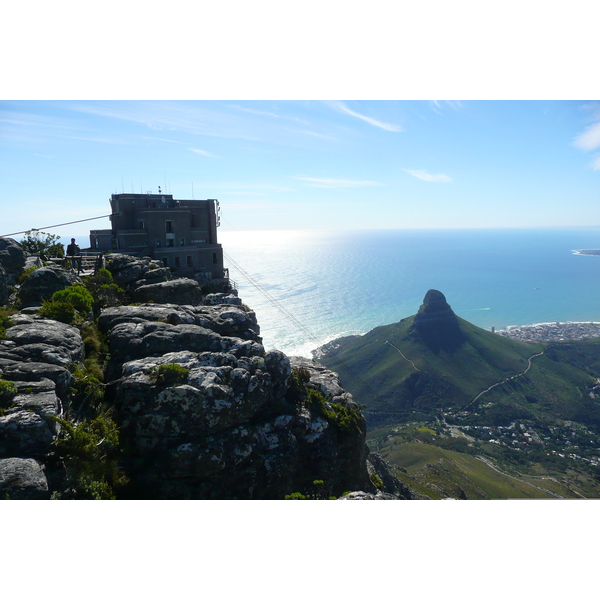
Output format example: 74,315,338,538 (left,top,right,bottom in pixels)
66,238,81,272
